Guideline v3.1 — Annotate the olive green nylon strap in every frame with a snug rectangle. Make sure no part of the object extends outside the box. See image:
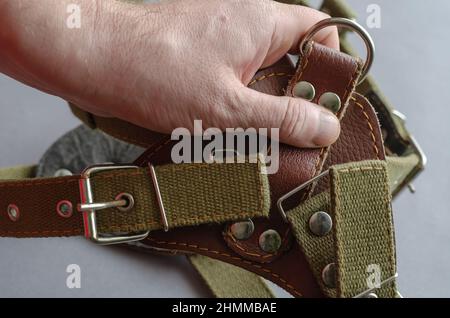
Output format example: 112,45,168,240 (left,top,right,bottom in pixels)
331,161,397,298
91,160,271,233
287,160,397,298
0,165,36,180
188,254,275,298
386,154,420,194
